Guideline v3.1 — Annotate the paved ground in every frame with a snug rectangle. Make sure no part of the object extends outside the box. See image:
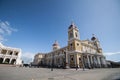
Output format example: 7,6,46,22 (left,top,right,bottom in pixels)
0,65,120,80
